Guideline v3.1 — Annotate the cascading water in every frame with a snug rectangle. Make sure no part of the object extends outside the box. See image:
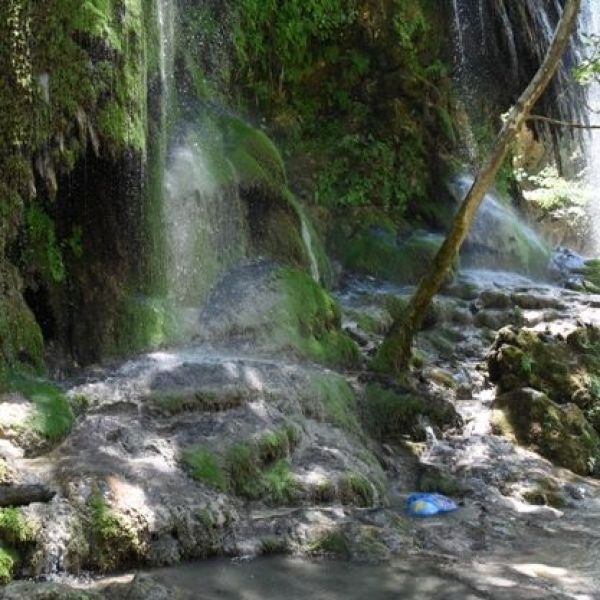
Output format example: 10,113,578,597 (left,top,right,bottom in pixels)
452,174,551,277
157,0,175,117
301,218,320,283
164,134,248,305
451,0,587,174
582,0,600,253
